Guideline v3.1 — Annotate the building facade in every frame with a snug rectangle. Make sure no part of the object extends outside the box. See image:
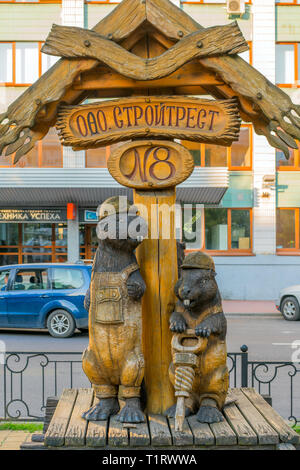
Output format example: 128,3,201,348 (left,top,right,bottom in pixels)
0,0,300,300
